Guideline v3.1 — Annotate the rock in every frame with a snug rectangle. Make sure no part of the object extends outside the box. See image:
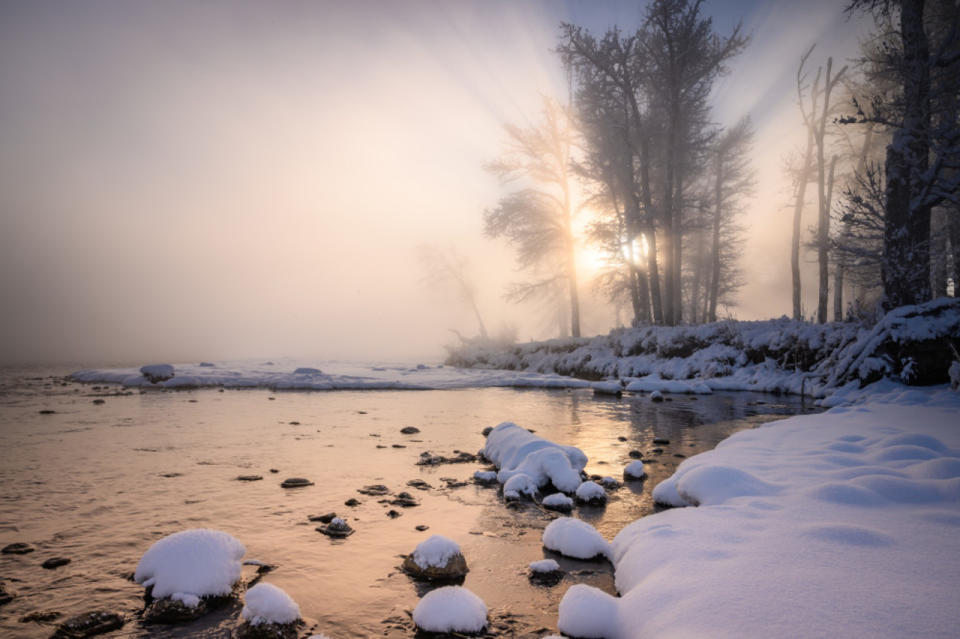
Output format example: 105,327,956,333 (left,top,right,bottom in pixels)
288,421,300,425
140,364,175,384
357,410,367,414
2,542,35,554
236,475,263,482
473,470,497,485
0,583,13,606
652,447,664,454
234,620,300,639
51,611,124,637
39,410,56,415
92,399,105,405
269,468,279,473
280,478,313,488
308,513,337,523
143,597,210,624
528,559,563,586
42,557,71,570
575,481,607,506
391,444,406,449
628,450,643,459
599,477,621,490
293,367,322,375
674,453,687,458
617,436,627,442
542,493,574,513
407,479,432,491
401,536,469,581
386,509,402,519
388,492,419,507
357,484,390,496
415,525,429,531
650,391,664,402
20,610,62,623
416,451,478,466
652,438,670,445
199,362,216,367
481,426,493,437
400,426,420,434
344,498,361,507
440,477,468,489
317,517,354,538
